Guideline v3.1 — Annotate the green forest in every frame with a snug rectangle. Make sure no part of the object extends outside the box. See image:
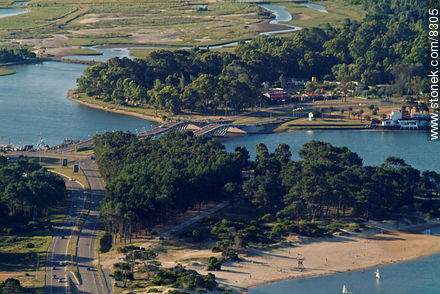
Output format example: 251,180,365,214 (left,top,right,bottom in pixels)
0,47,36,64
0,156,66,234
76,0,428,114
94,131,248,243
95,133,440,245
